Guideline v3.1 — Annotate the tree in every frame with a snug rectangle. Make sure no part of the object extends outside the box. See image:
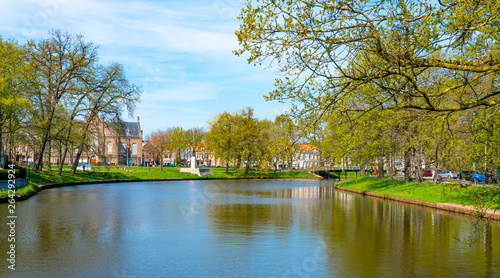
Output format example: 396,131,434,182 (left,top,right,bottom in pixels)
26,30,98,172
148,129,172,171
171,126,187,168
205,112,236,173
0,38,32,167
185,127,204,161
232,107,261,173
273,114,299,169
69,63,140,174
255,119,274,175
235,0,500,121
